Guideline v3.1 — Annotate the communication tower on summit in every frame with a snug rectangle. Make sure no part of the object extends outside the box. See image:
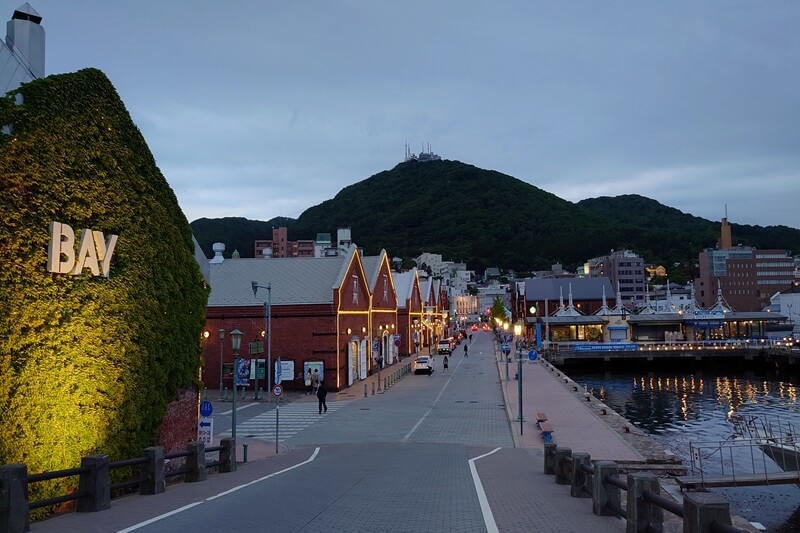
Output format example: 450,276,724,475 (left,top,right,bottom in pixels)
403,142,441,163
